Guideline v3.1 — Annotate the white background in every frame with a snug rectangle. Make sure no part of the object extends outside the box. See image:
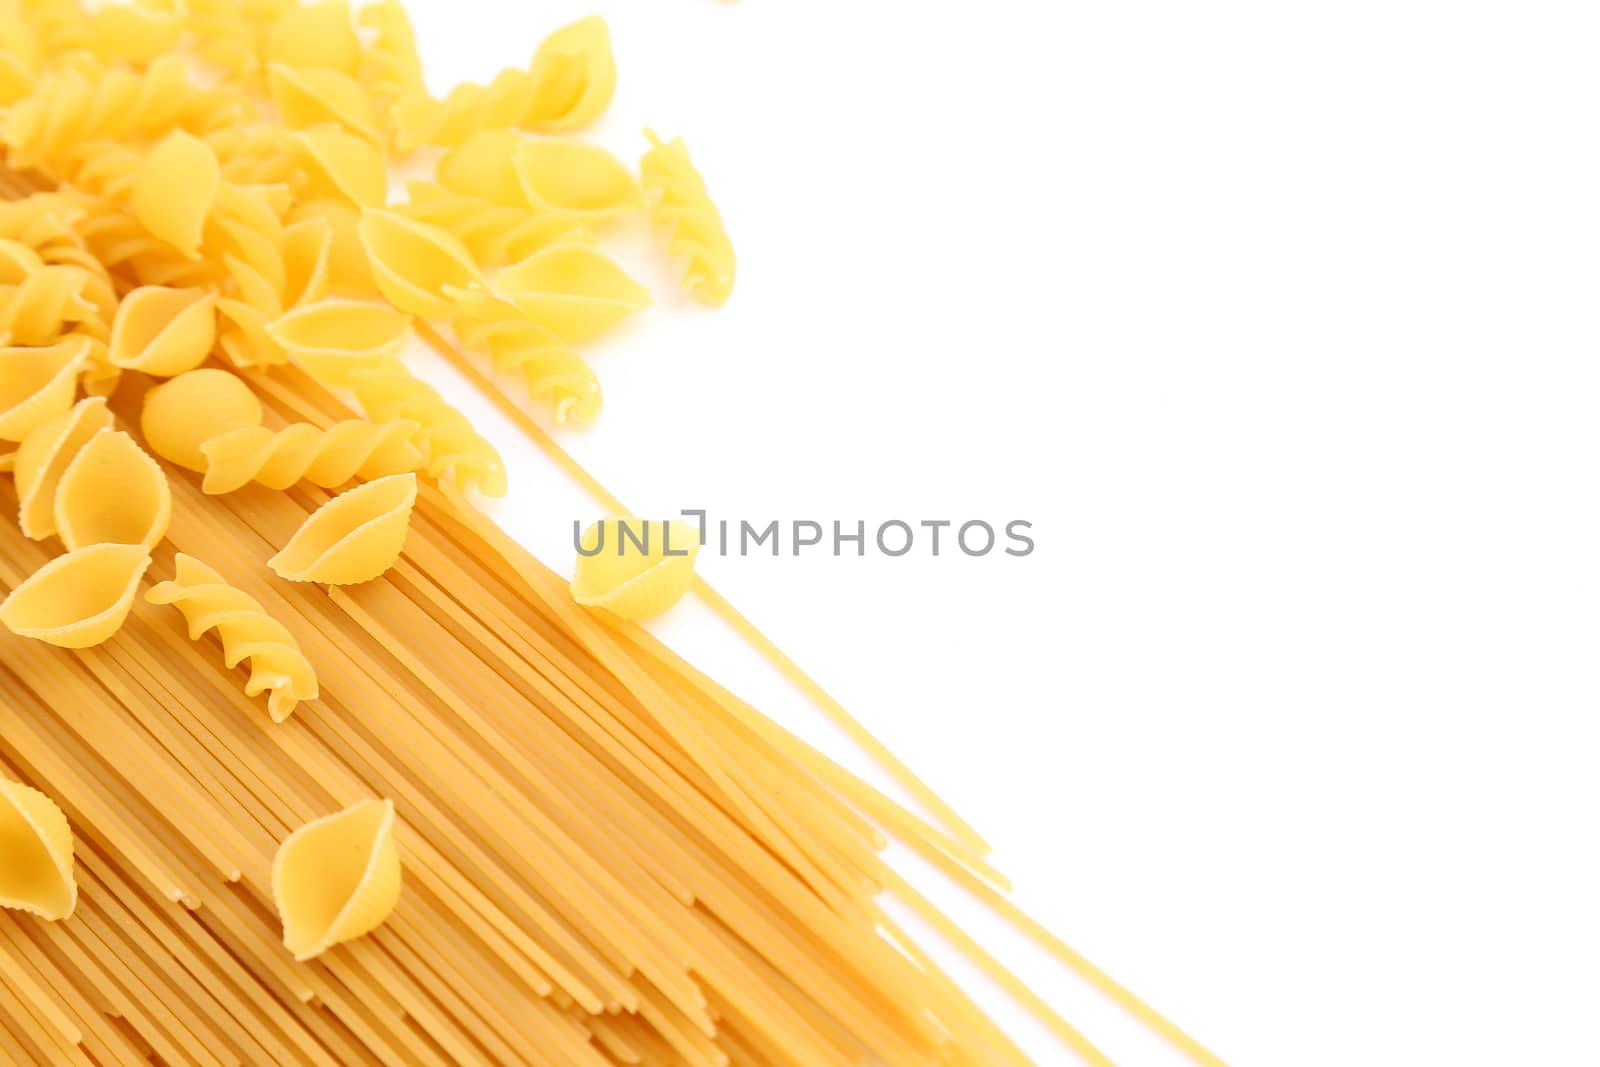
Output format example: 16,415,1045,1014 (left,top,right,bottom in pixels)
398,3,1600,1065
